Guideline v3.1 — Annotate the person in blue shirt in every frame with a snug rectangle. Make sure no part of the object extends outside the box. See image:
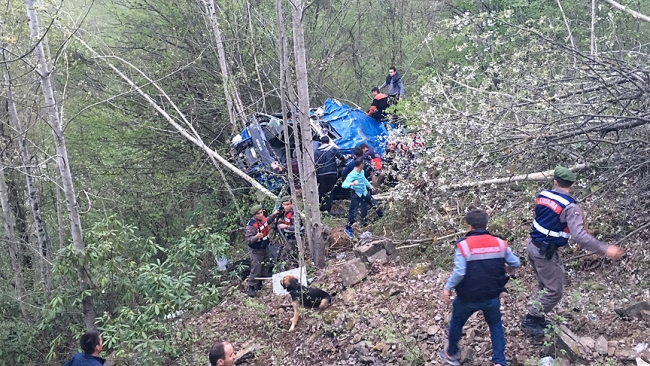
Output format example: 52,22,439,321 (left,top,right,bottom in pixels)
341,158,383,238
438,208,521,366
63,330,105,366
